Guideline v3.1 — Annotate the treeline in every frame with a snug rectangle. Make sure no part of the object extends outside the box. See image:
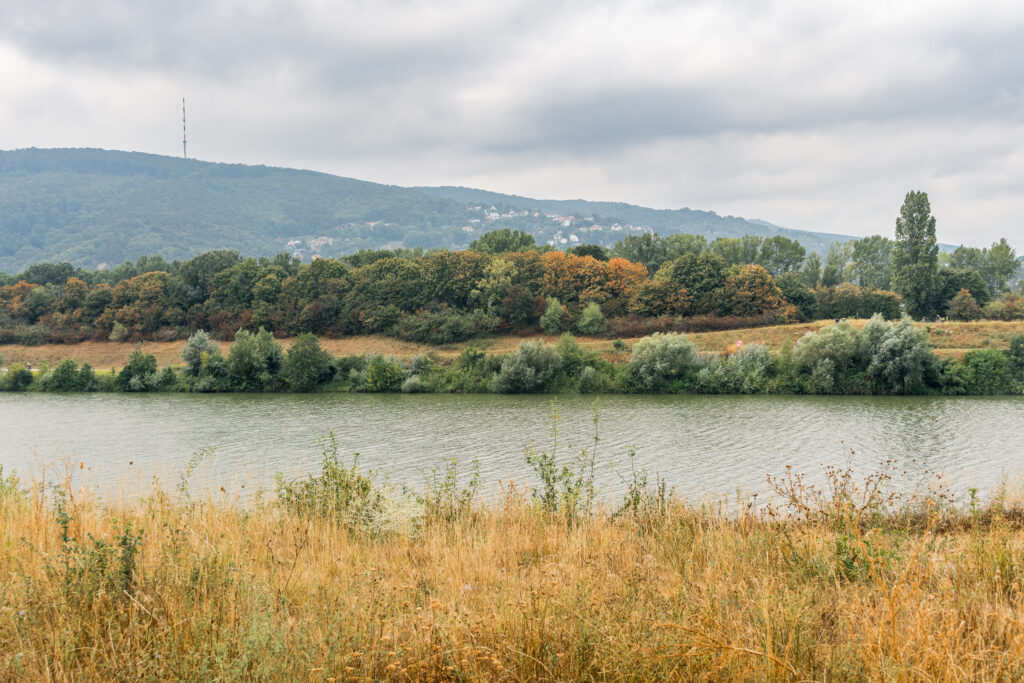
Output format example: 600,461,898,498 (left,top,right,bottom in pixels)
0,237,903,346
4,318,1023,395
2,188,1020,348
